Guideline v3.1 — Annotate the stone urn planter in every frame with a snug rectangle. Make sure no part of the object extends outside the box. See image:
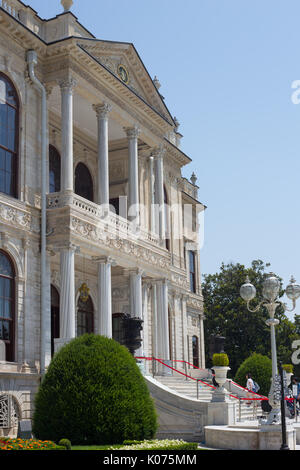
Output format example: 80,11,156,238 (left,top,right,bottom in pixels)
61,0,73,12
213,365,231,389
211,353,230,402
